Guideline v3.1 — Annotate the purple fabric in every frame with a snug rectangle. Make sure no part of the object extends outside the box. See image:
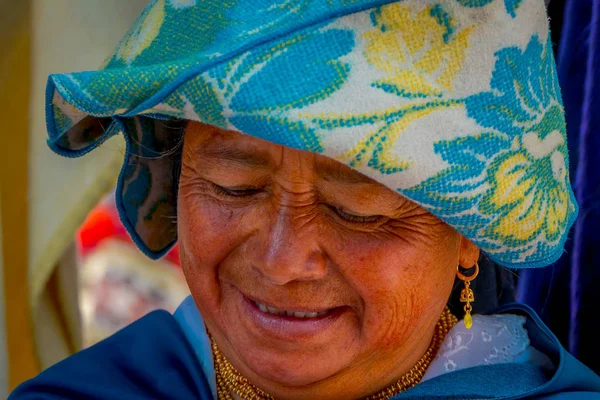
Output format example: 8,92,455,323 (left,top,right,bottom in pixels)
518,0,600,375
